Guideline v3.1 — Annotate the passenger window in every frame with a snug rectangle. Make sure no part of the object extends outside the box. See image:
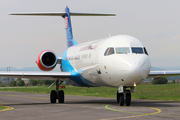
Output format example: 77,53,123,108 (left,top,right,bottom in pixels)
74,55,80,60
144,47,149,55
131,47,143,54
82,54,88,59
68,56,72,60
116,47,130,54
107,47,115,55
